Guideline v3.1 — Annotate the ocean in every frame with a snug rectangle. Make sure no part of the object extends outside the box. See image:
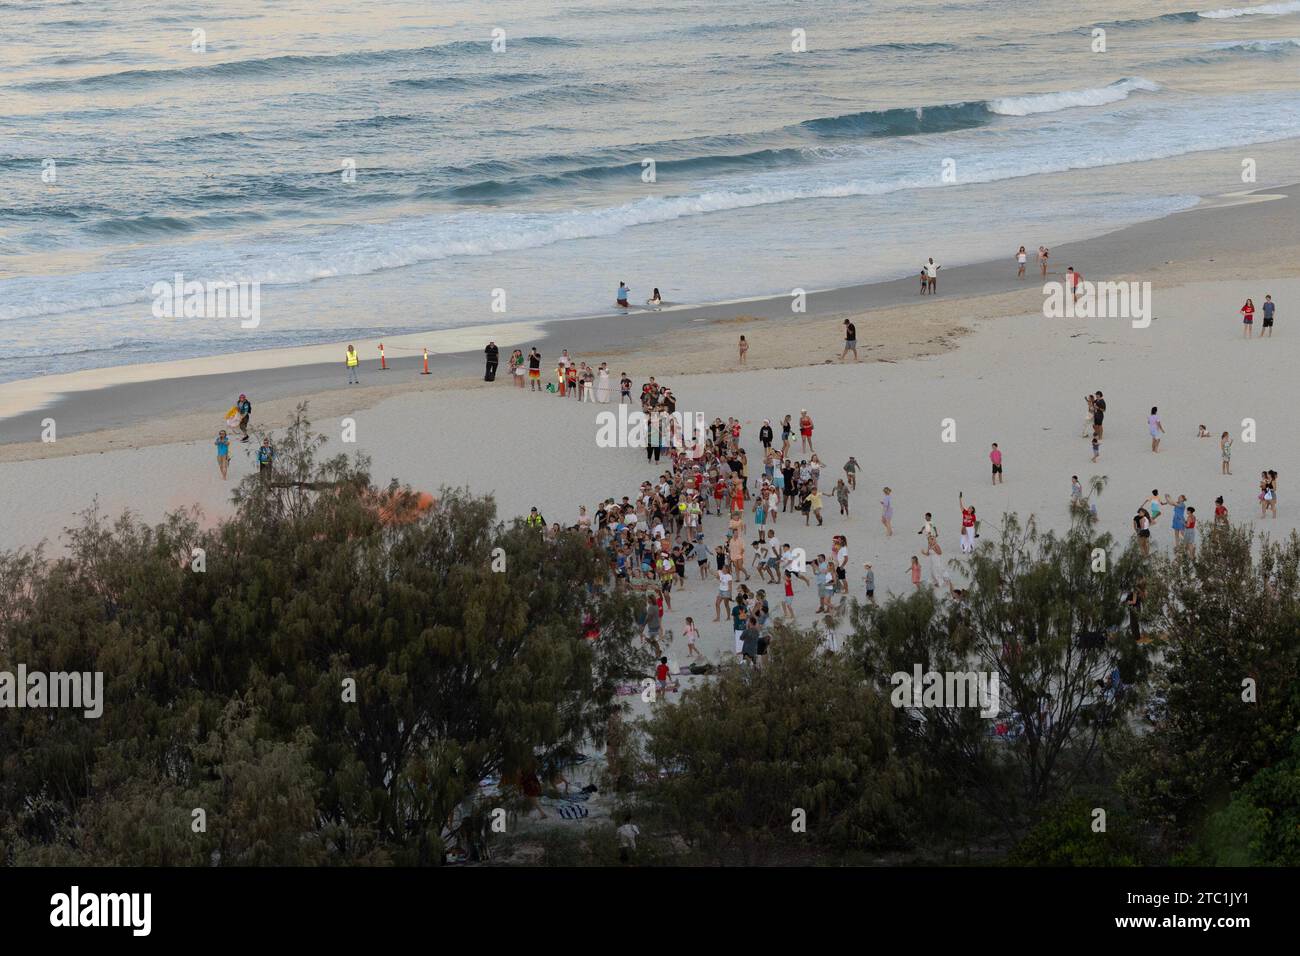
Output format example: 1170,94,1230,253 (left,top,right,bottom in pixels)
3,0,1300,383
